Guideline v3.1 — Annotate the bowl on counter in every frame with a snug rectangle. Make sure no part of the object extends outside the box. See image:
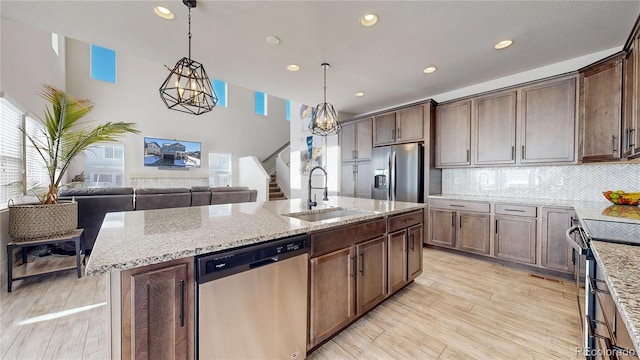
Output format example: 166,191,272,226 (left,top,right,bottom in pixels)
602,205,640,220
602,191,640,206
